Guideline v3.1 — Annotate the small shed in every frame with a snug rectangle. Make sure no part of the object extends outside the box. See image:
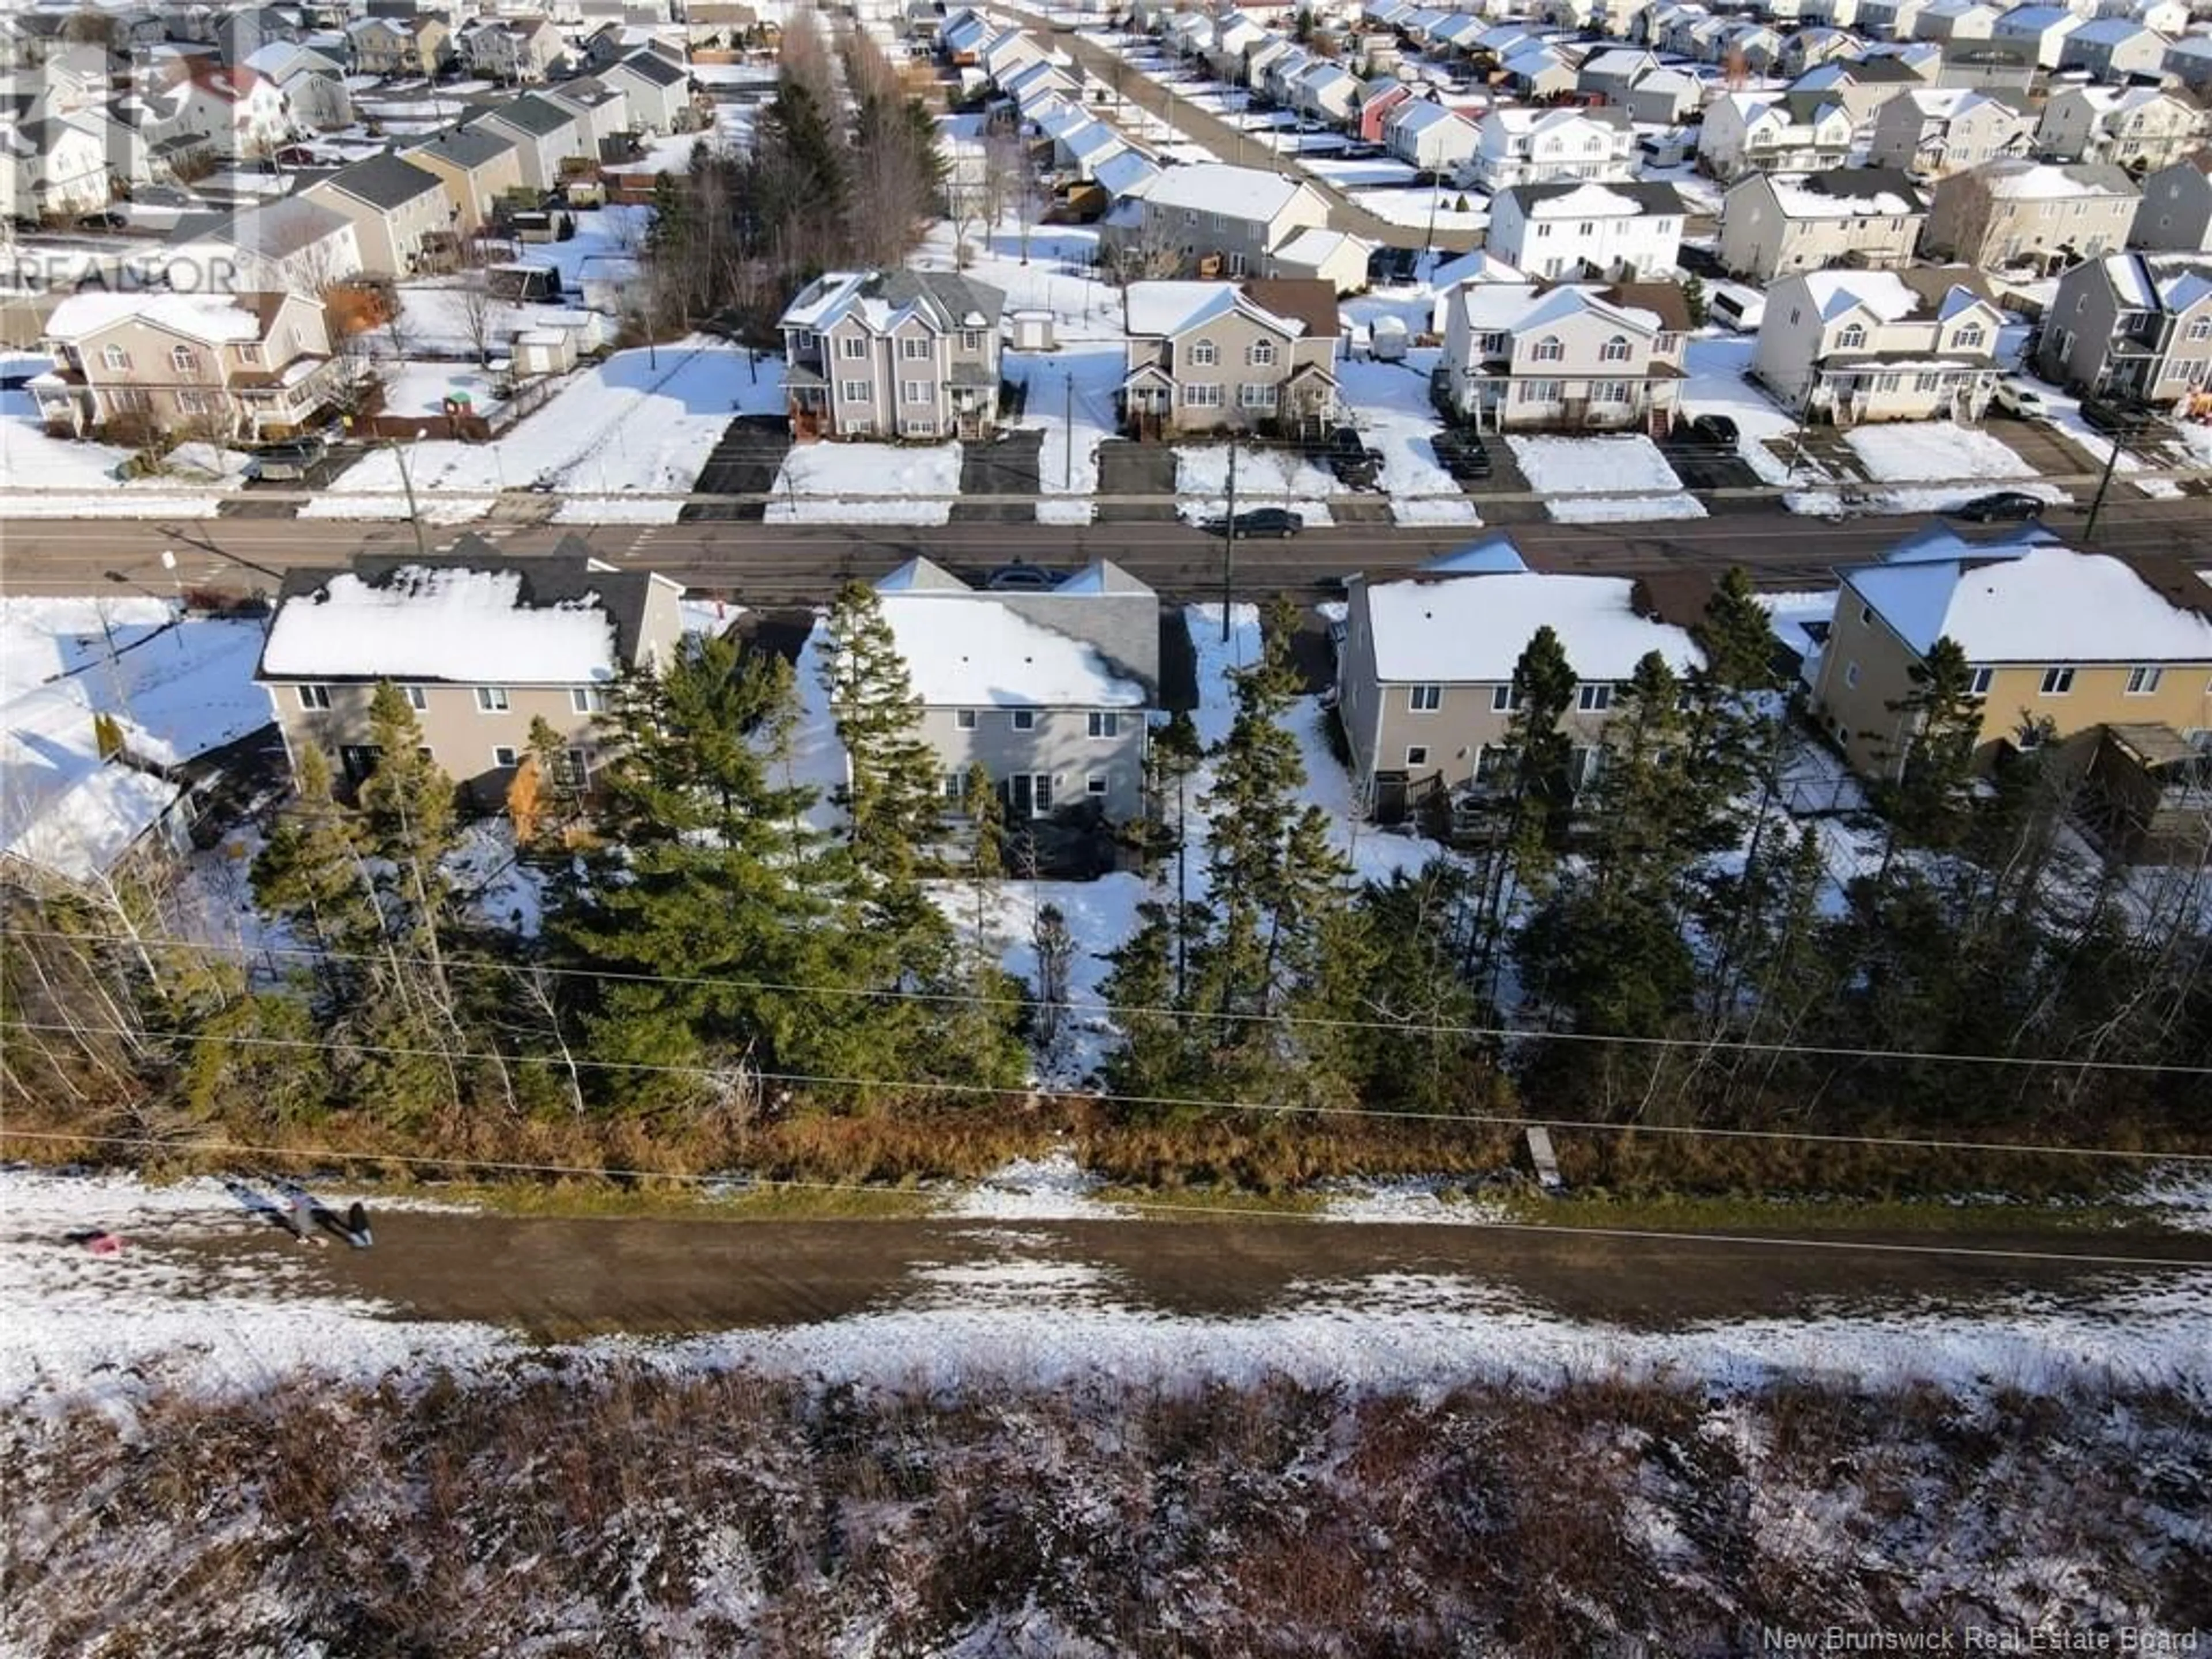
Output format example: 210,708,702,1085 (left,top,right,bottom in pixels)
1010,309,1055,351
1369,315,1410,362
512,327,578,377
